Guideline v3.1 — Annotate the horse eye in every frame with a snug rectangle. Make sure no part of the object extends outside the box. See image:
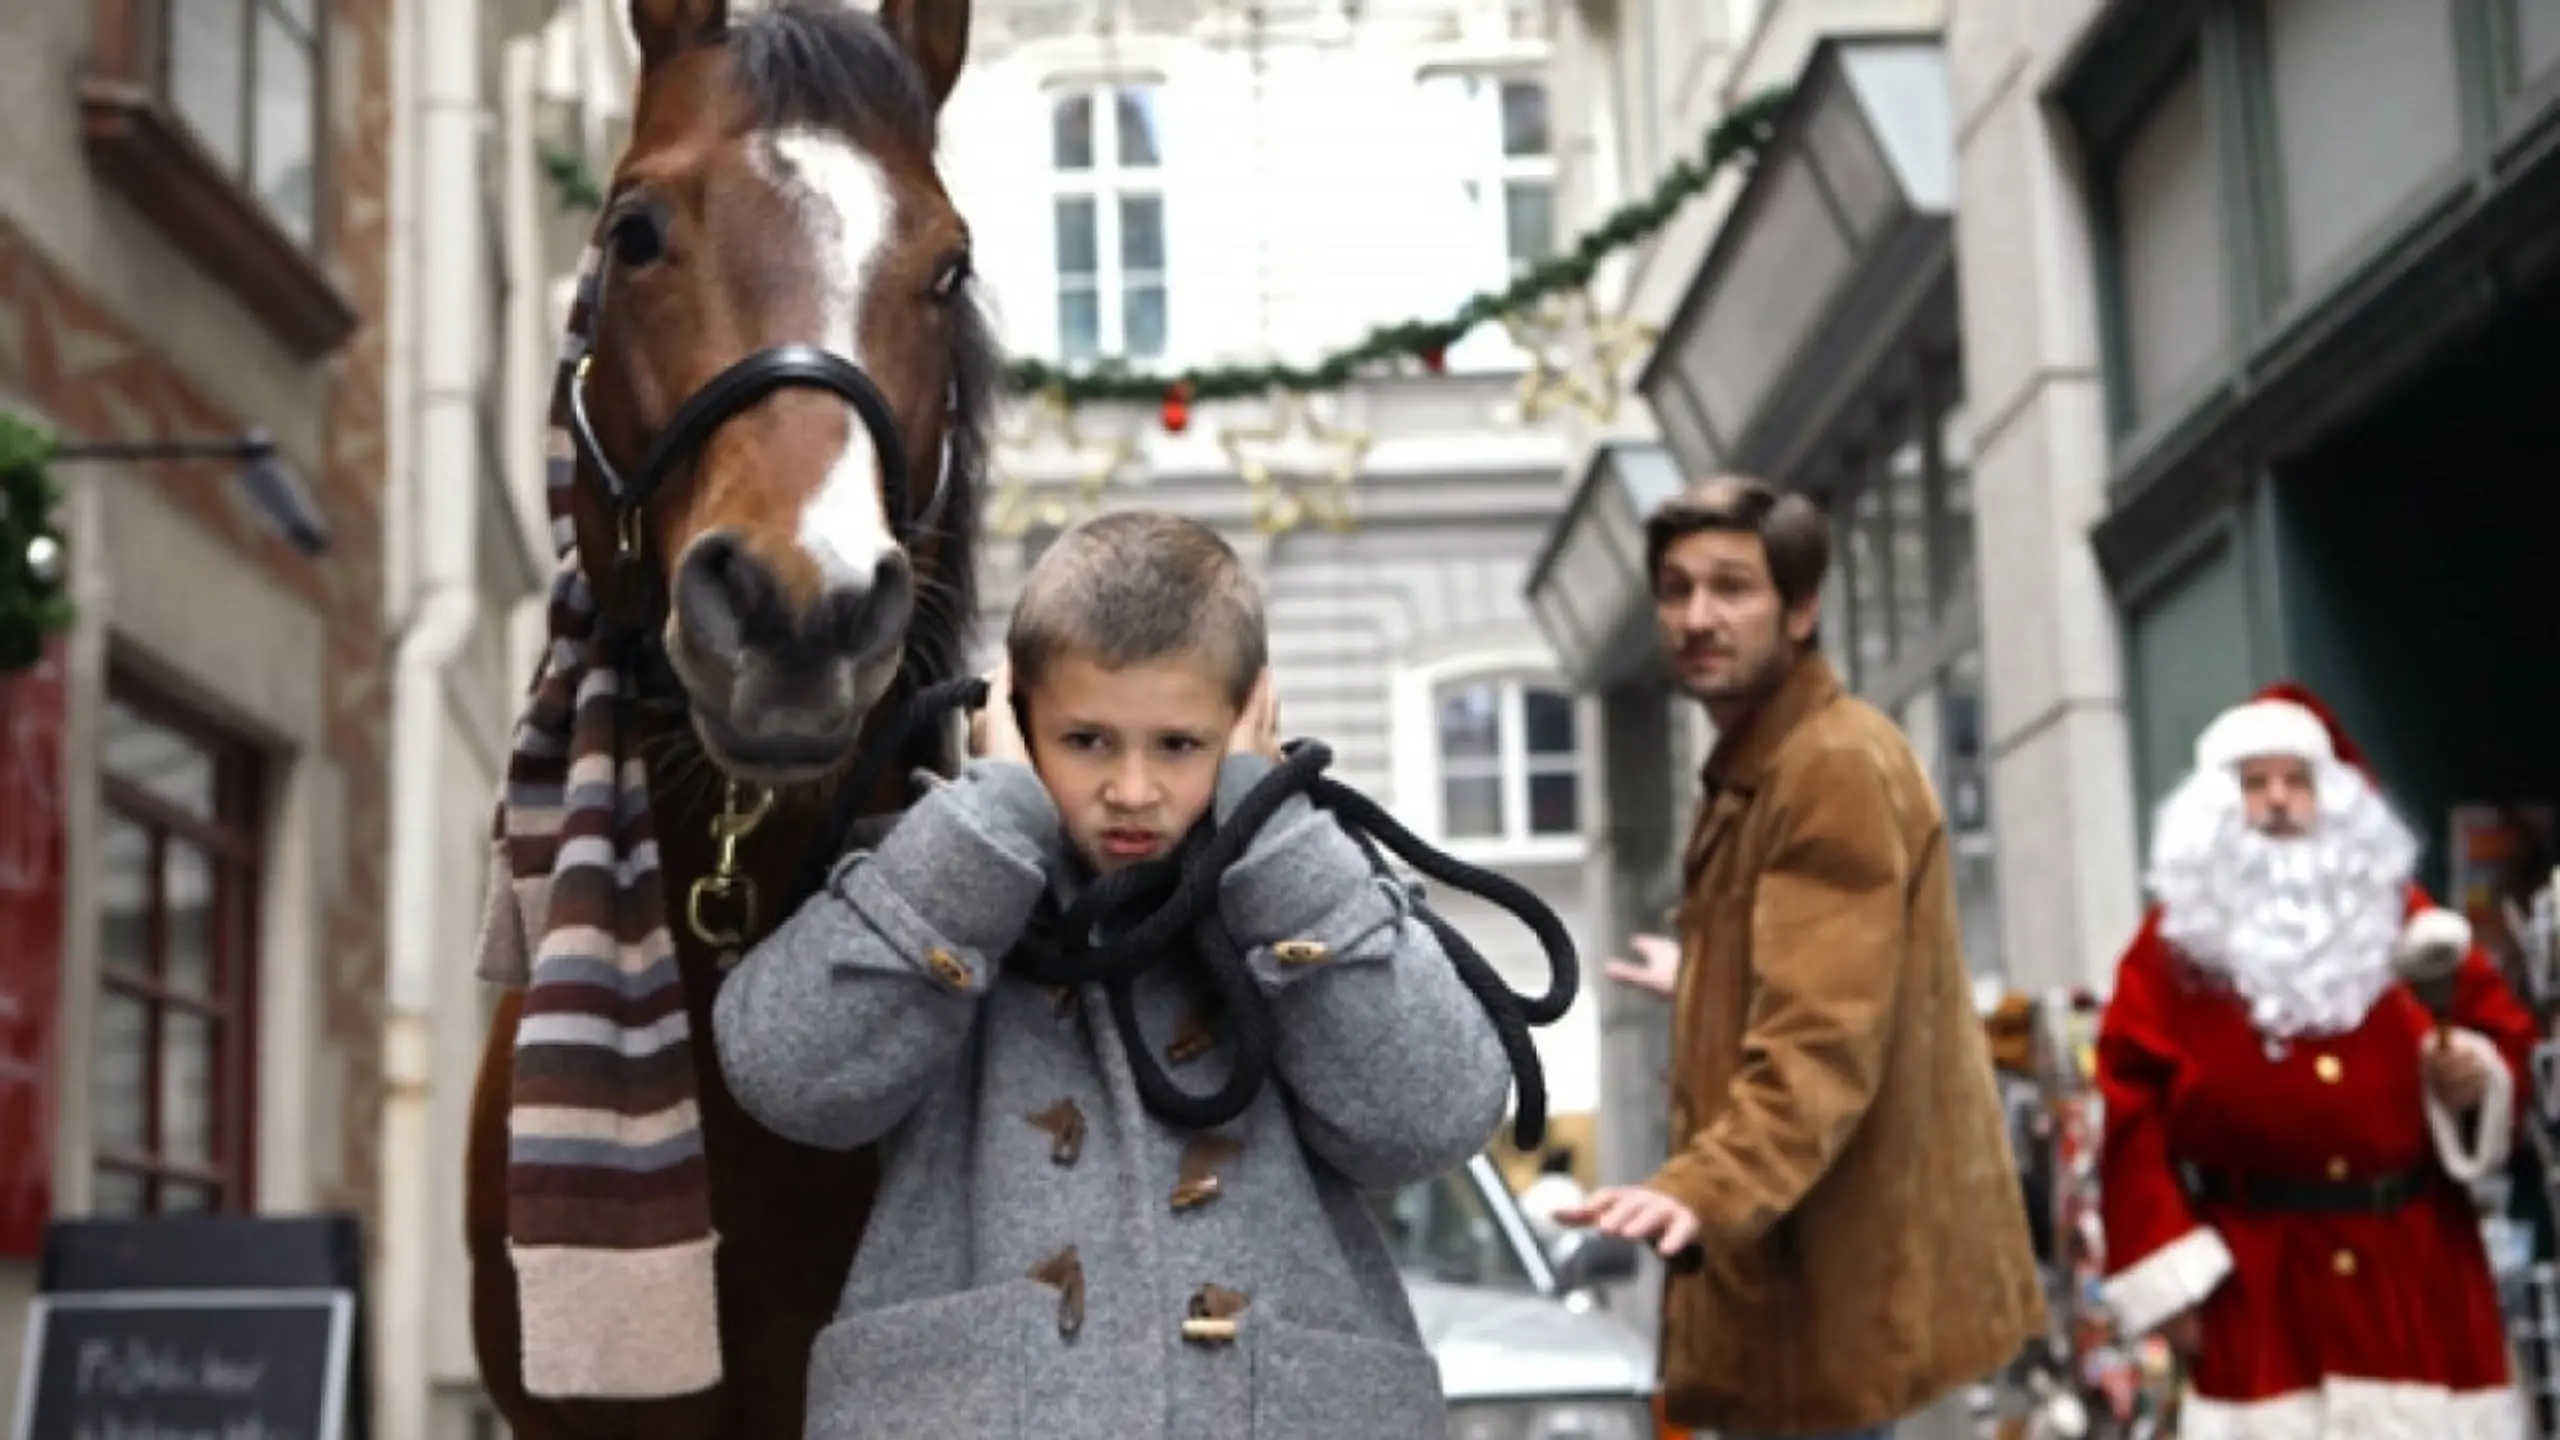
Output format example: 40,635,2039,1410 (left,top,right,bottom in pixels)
930,251,972,302
611,208,666,268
